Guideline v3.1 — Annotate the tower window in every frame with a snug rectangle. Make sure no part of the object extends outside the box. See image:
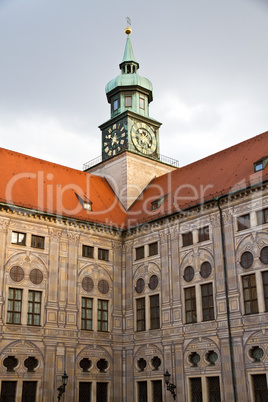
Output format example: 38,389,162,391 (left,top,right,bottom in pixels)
113,99,118,111
139,97,145,109
125,96,132,107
